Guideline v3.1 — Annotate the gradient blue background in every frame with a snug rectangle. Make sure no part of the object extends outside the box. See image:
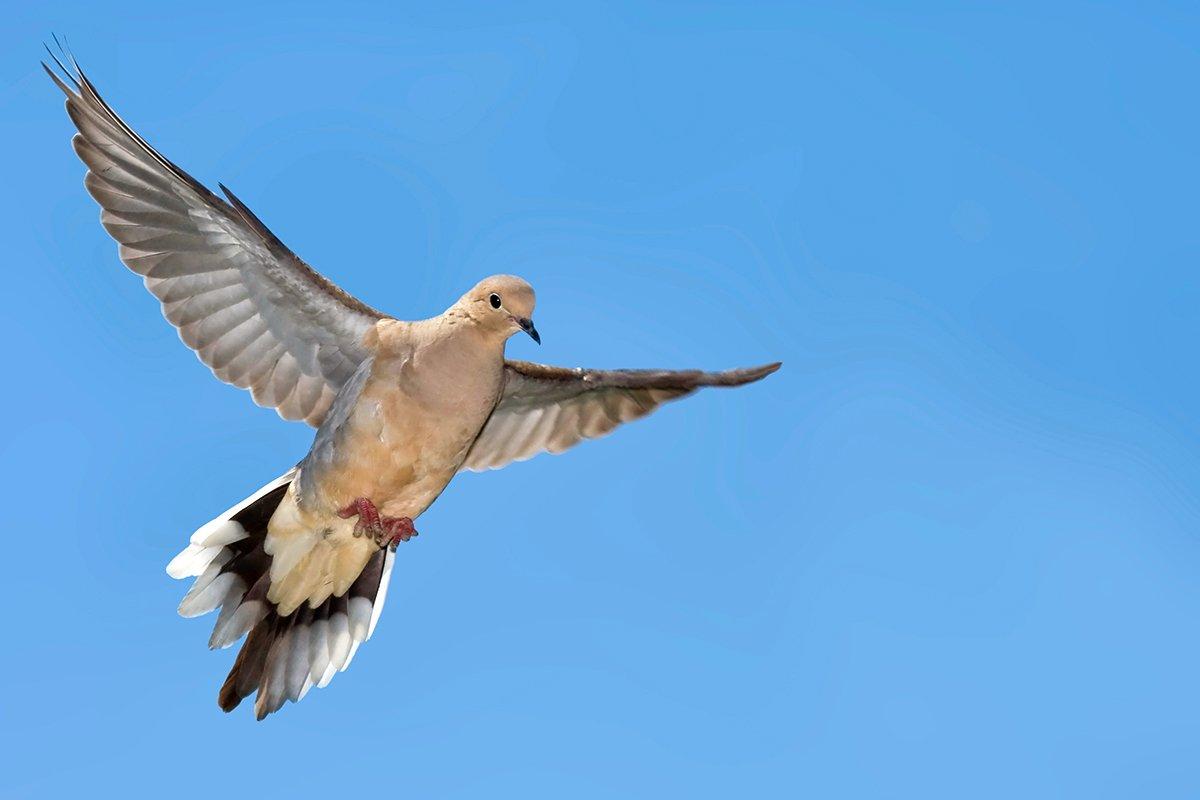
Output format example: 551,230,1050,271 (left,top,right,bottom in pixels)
3,2,1198,797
